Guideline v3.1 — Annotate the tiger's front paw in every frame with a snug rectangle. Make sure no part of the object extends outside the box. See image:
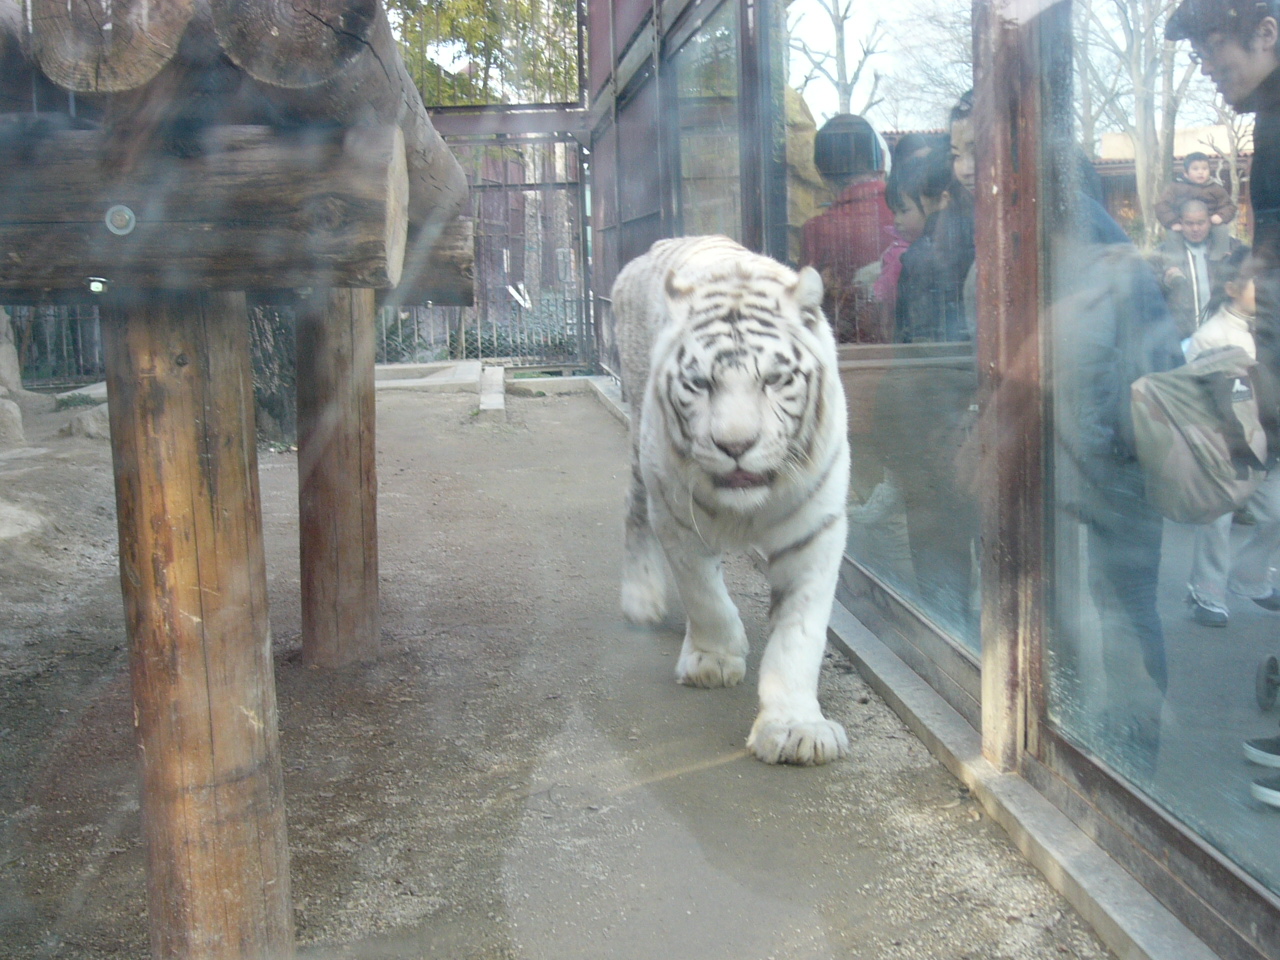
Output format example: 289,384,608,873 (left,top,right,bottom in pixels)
676,649,747,688
747,715,849,765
